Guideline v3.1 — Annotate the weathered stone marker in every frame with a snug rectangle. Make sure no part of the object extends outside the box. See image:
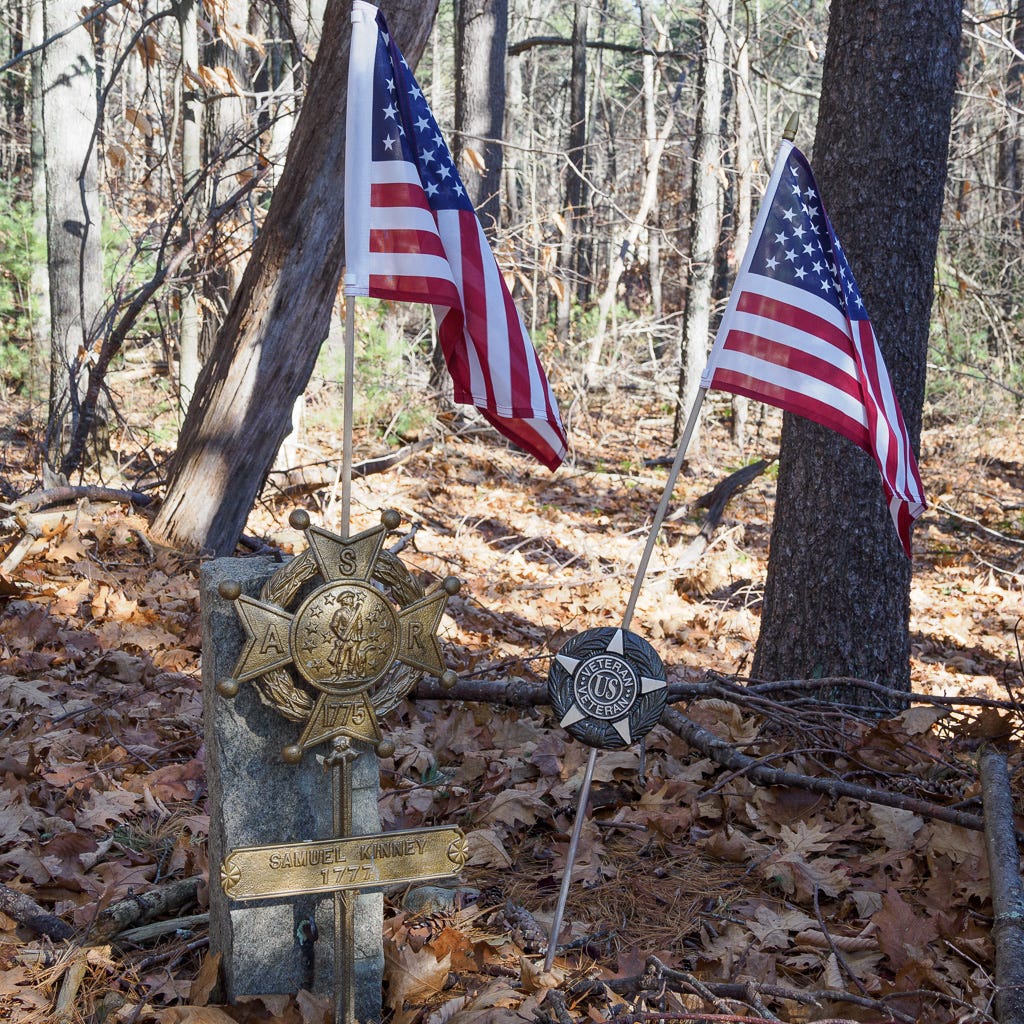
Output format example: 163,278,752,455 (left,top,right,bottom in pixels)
202,511,466,1023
